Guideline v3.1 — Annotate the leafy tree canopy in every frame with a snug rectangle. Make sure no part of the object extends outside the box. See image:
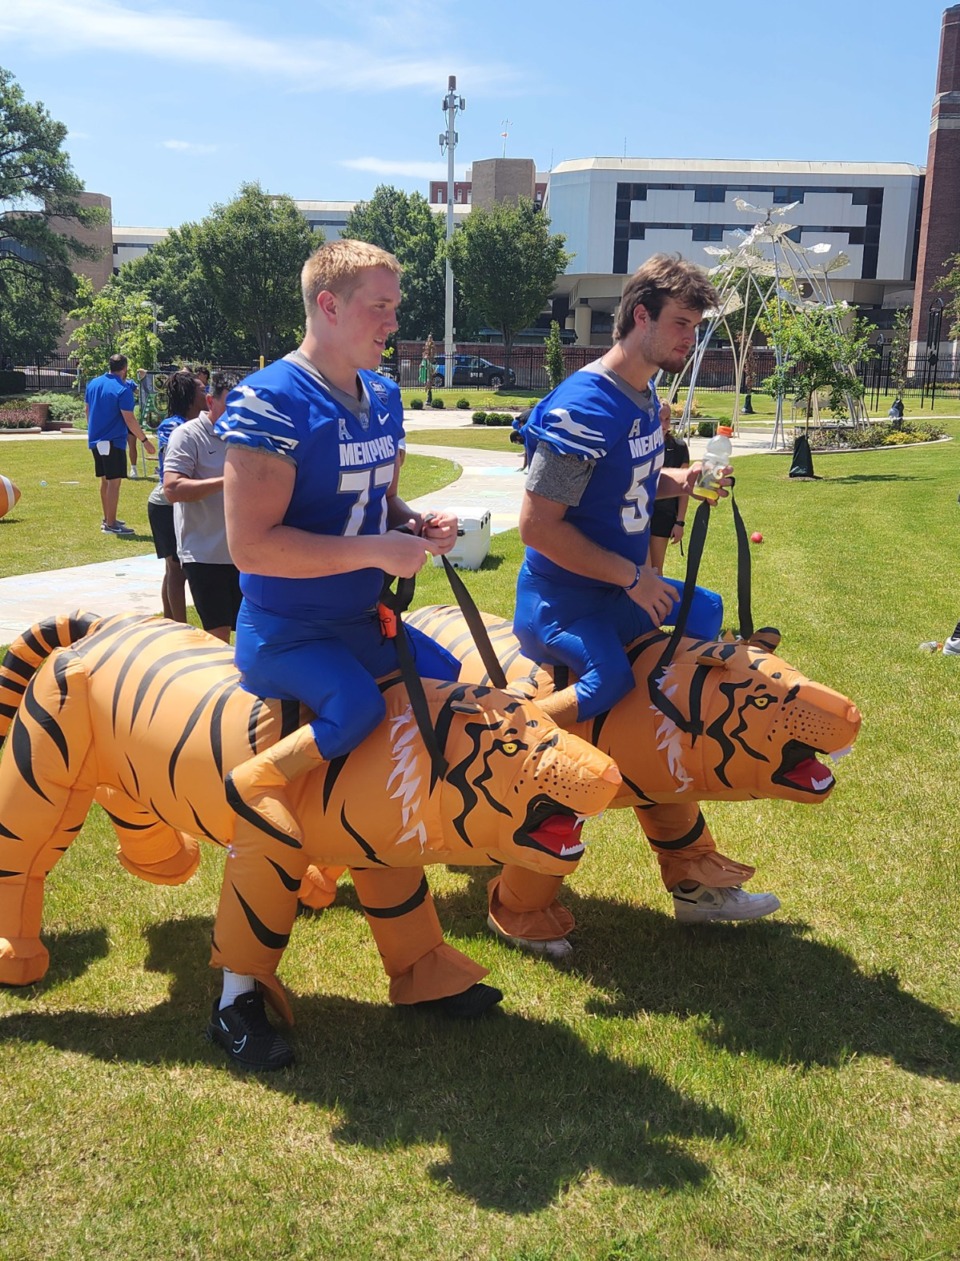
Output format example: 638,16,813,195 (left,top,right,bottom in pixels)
193,182,321,360
67,275,161,386
342,184,478,341
760,300,874,423
117,222,256,366
445,198,571,360
0,65,104,333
